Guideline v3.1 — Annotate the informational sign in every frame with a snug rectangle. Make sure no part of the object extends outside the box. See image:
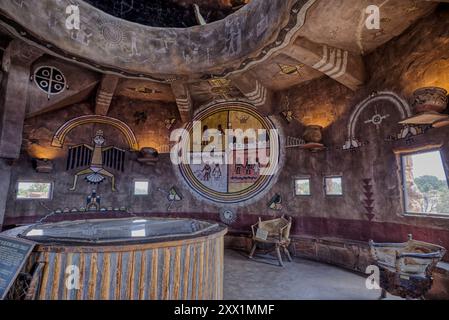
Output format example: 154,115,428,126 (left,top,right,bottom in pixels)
0,235,35,300
256,228,269,241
